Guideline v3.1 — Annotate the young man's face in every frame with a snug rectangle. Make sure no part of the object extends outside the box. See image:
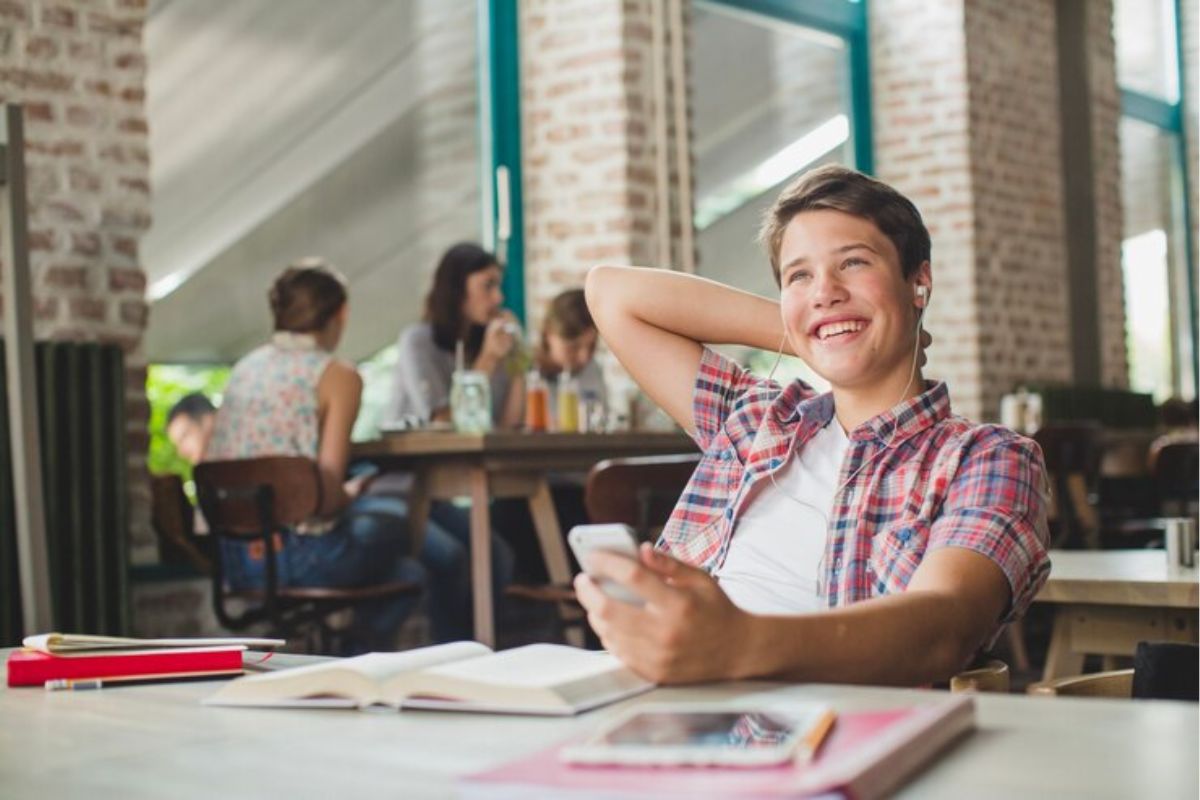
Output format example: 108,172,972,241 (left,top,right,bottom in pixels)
777,209,929,393
167,412,214,465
